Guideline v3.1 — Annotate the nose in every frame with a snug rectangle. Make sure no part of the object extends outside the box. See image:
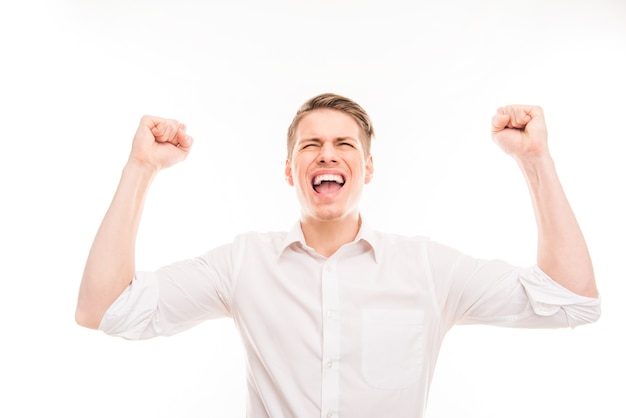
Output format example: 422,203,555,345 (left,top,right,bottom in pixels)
318,141,338,164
